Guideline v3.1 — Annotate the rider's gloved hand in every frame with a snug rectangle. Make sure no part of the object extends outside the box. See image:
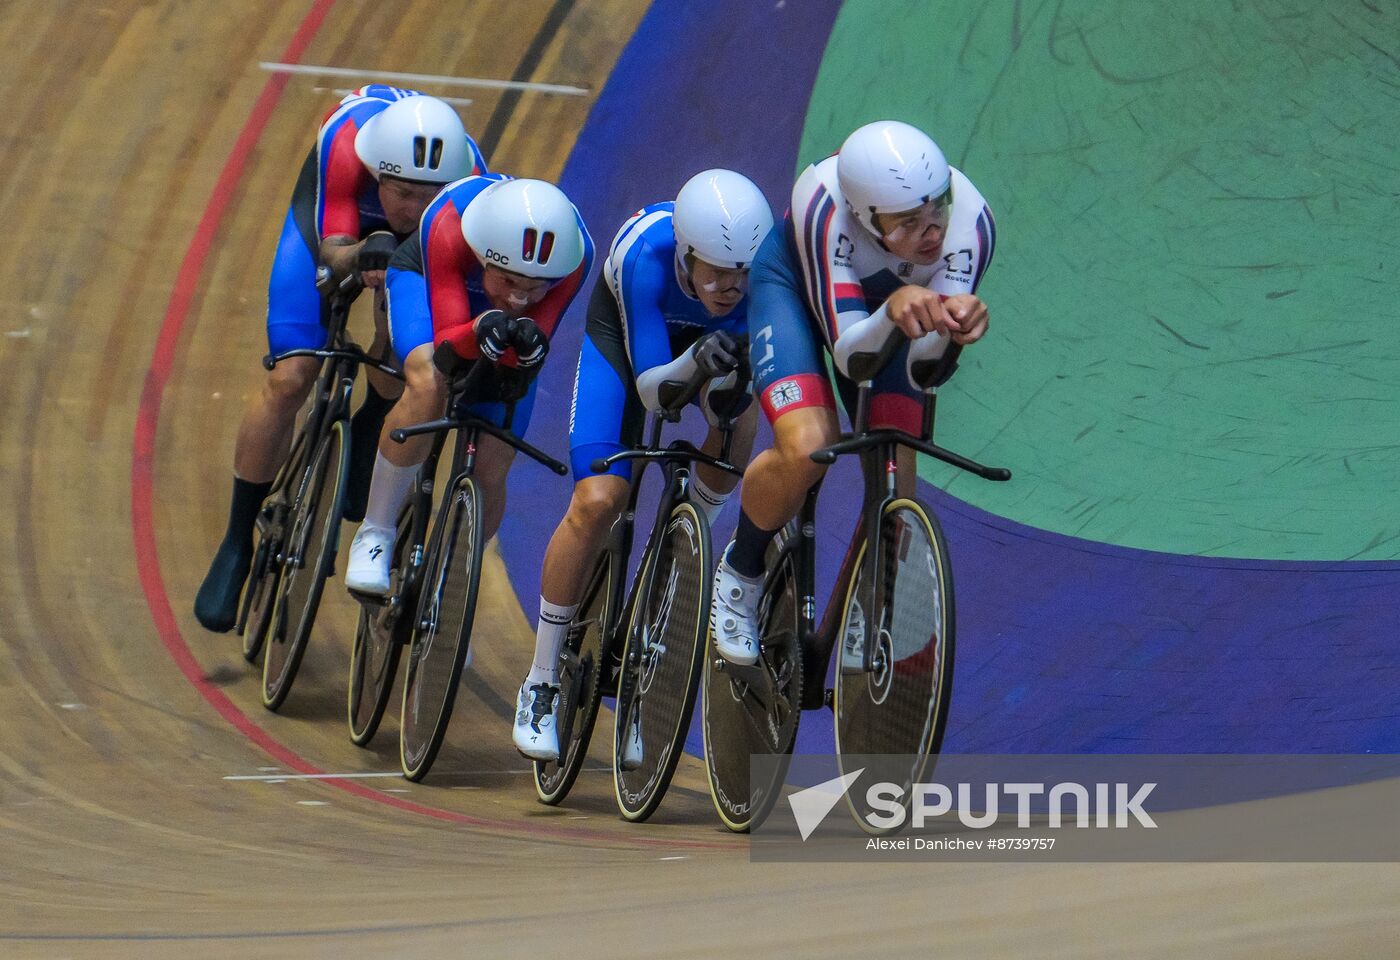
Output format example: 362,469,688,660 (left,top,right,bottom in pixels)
474,310,517,363
356,231,399,286
691,330,742,378
511,317,549,370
